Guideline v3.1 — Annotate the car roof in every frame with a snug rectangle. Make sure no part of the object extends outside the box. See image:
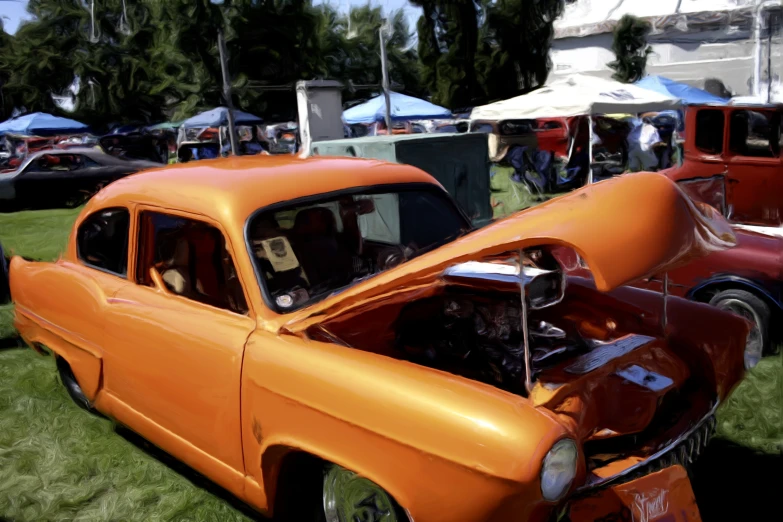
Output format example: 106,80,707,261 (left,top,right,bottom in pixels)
87,154,441,228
